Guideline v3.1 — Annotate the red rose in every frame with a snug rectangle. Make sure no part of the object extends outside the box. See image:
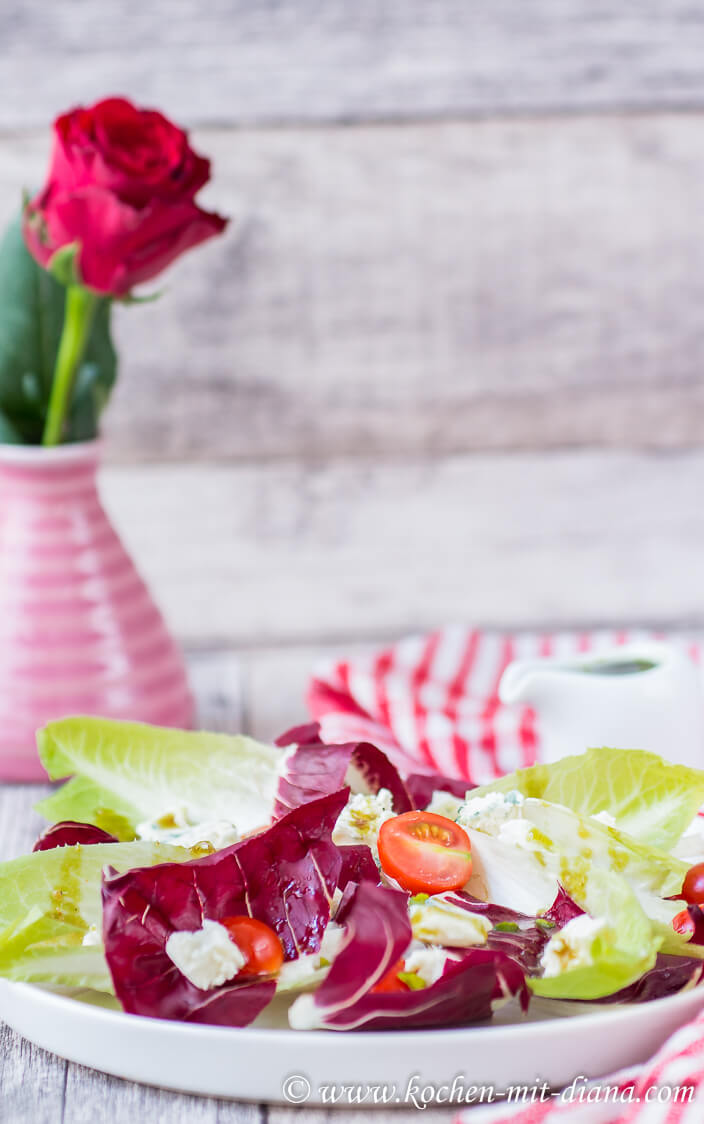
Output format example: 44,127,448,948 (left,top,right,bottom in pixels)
23,97,227,296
